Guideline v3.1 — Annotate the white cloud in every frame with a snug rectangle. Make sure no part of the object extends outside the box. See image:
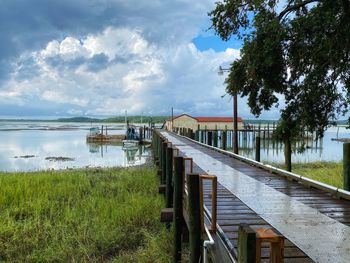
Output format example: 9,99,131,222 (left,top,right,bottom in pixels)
1,26,242,116
0,0,283,119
